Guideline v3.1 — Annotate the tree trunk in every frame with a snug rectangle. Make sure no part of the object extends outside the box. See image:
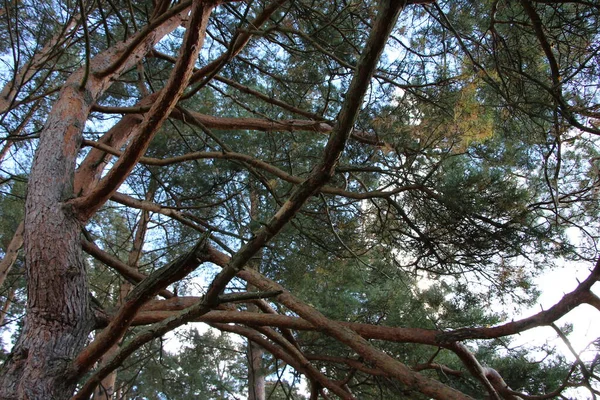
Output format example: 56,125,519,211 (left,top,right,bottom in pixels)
0,5,190,397
247,338,265,400
247,181,265,400
92,345,119,400
0,77,101,396
0,158,95,397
